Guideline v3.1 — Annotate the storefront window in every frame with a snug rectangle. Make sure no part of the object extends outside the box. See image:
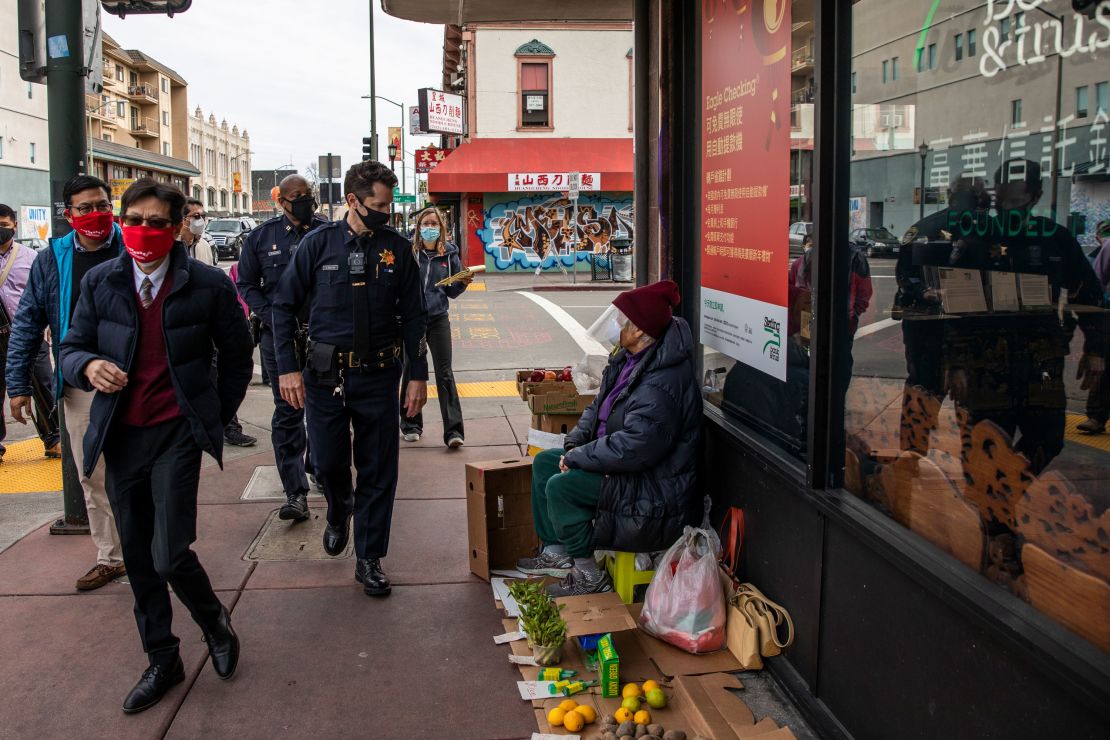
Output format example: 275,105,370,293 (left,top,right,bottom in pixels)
843,0,1110,654
699,0,815,461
